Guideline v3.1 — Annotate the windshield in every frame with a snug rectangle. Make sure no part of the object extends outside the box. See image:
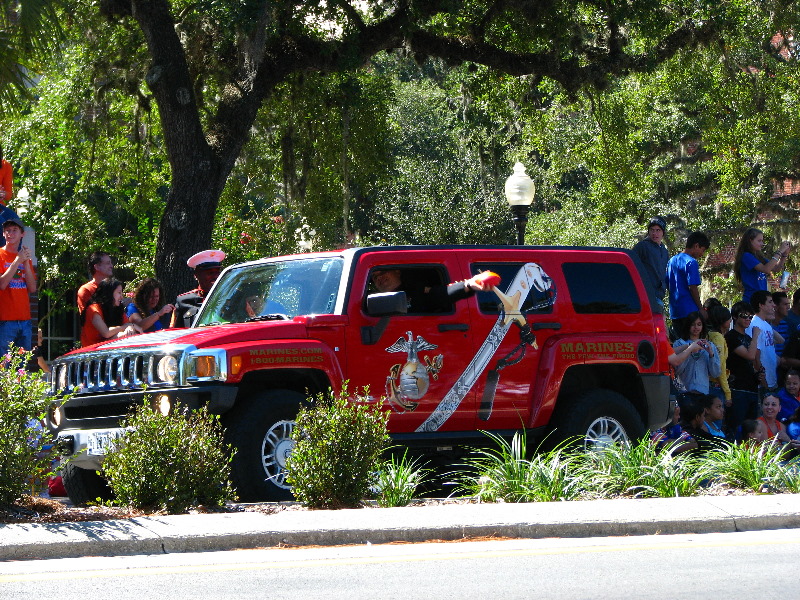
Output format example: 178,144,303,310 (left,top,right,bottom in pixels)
195,257,344,326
